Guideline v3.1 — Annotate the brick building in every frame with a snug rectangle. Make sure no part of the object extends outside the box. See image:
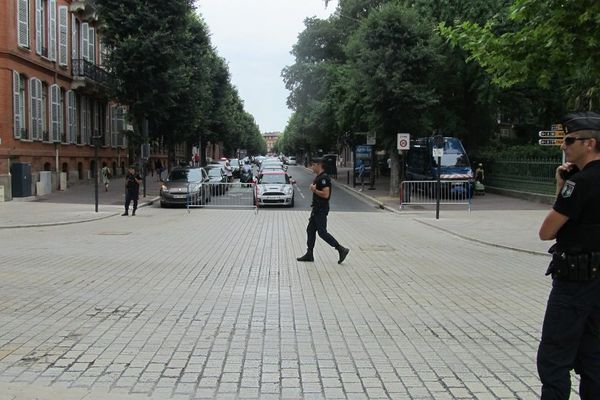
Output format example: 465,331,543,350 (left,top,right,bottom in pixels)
0,0,129,200
262,131,280,154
